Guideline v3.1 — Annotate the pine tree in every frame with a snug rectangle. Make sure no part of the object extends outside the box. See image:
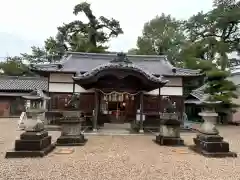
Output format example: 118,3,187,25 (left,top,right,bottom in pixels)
204,69,239,114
